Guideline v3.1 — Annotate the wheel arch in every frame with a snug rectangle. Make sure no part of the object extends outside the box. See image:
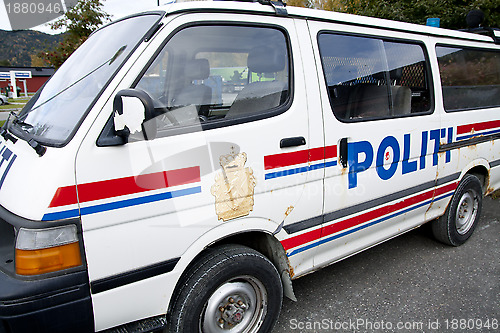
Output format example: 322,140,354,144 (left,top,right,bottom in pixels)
431,172,483,246
459,159,490,195
431,160,489,229
209,231,296,302
167,227,296,318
